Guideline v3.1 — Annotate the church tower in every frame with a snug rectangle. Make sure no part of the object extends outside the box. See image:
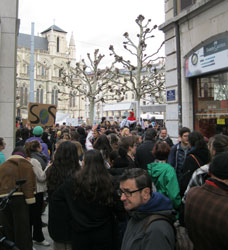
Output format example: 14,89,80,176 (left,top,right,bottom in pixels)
69,32,76,61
